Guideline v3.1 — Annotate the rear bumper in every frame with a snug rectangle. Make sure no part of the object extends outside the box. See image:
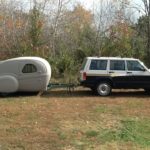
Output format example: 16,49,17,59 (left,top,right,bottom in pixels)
80,80,95,88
